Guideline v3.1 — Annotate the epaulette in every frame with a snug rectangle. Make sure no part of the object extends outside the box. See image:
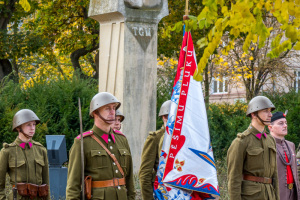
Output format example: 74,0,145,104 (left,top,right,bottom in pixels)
3,143,11,148
114,130,126,137
32,140,43,147
149,131,156,136
76,130,93,140
237,130,251,139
